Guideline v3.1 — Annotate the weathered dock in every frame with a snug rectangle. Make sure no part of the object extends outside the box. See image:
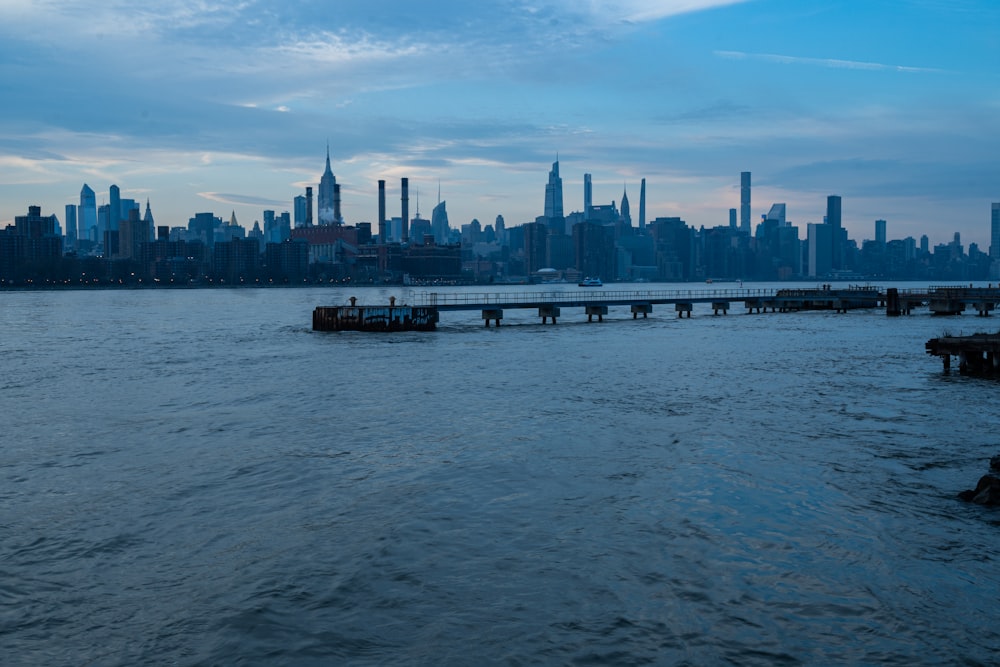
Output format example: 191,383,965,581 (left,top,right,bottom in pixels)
926,333,1000,375
313,296,438,332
